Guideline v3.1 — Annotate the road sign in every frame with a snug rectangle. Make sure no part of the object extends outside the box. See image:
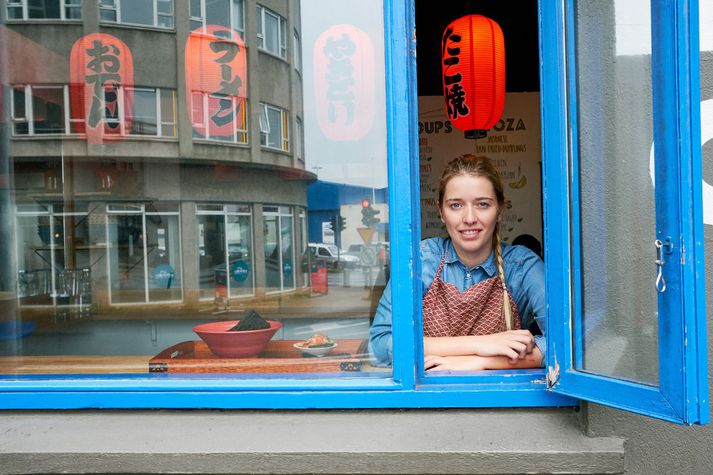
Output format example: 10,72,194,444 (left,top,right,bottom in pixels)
357,227,375,244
